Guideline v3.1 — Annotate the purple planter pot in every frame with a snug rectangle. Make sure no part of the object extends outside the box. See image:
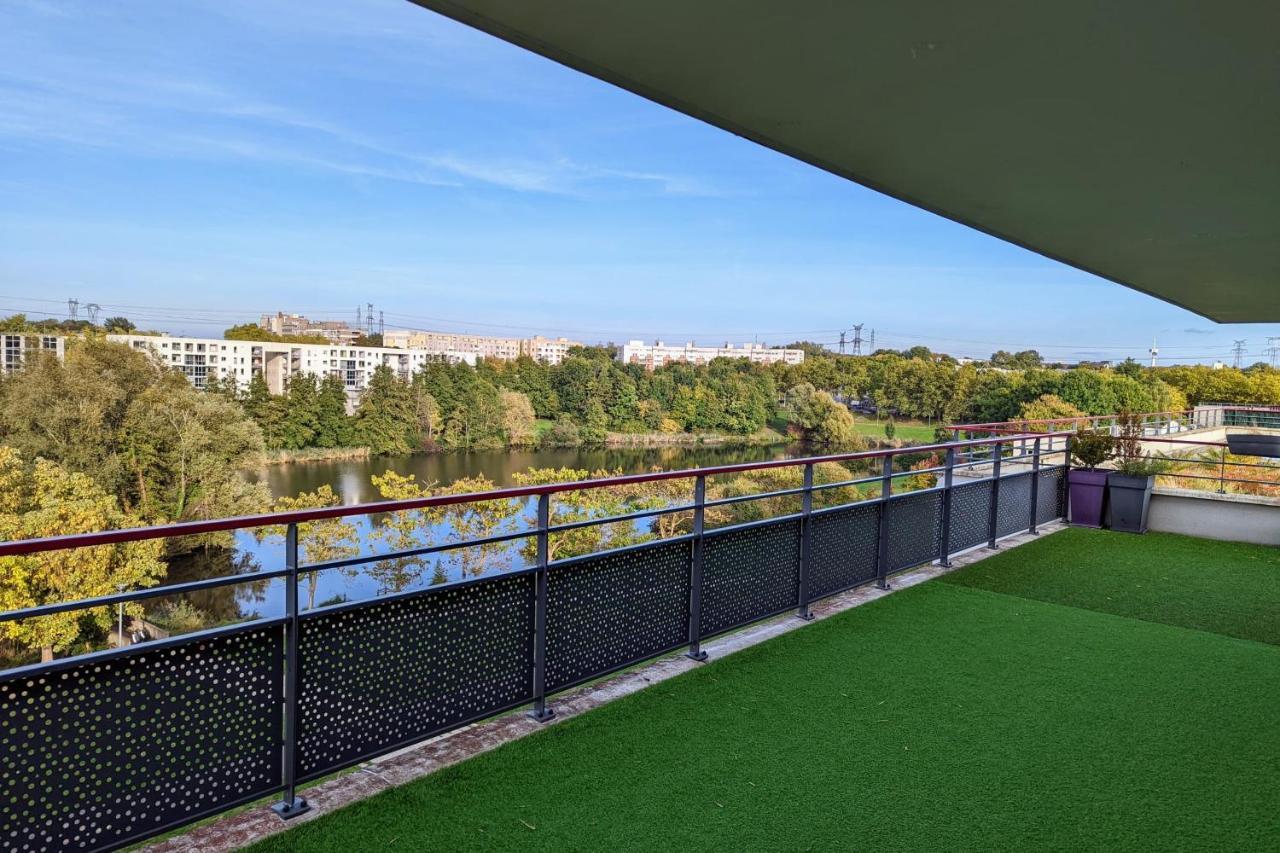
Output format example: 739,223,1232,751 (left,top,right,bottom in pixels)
1067,468,1108,528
